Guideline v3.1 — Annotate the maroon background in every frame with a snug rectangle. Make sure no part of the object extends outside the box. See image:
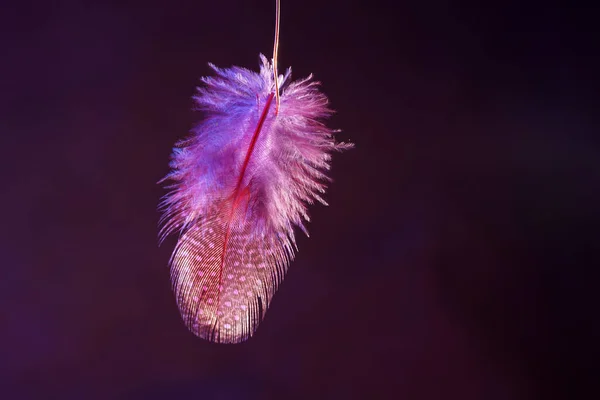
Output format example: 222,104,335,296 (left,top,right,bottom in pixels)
1,0,598,399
